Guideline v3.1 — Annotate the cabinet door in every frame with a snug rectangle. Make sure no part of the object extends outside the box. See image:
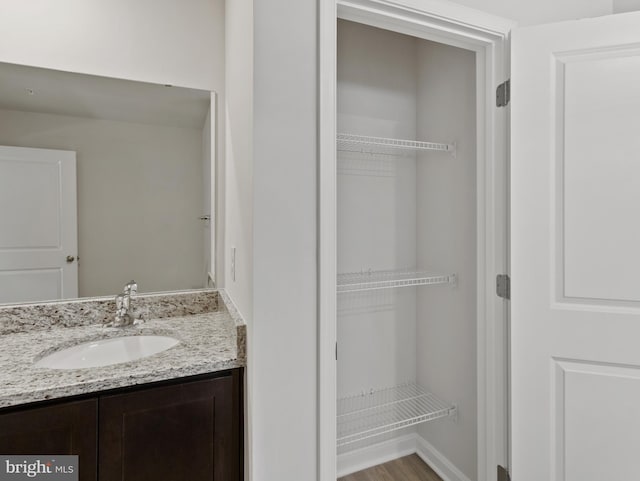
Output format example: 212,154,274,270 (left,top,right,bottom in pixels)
0,399,97,481
99,373,241,481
